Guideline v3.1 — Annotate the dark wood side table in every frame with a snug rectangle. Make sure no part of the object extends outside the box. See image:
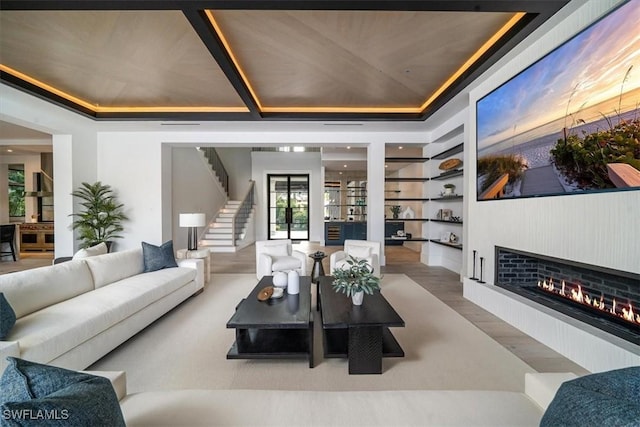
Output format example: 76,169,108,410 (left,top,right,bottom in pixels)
309,251,327,310
318,276,405,374
309,251,326,282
